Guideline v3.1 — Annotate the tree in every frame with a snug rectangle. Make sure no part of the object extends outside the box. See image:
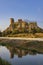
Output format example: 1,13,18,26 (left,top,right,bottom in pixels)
32,28,37,34
36,28,41,33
